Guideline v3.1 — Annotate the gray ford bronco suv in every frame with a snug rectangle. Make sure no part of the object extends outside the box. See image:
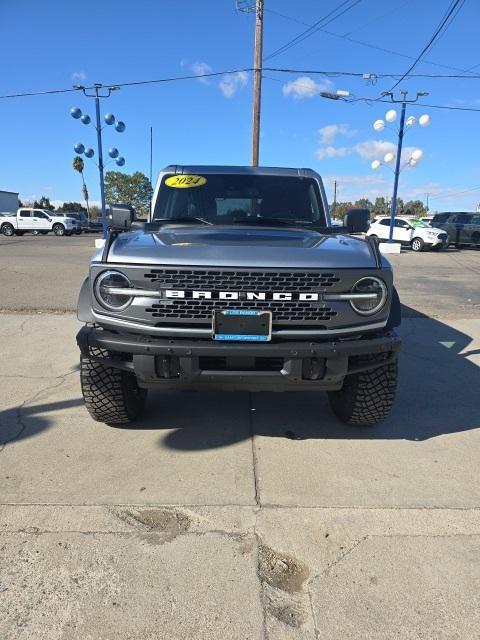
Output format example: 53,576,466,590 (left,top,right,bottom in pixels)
77,165,401,426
